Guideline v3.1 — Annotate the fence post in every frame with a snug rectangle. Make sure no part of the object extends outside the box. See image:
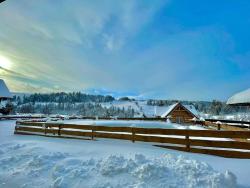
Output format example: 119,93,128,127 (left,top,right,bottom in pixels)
218,124,221,130
91,127,95,140
186,130,190,152
131,128,135,143
58,125,61,136
43,123,47,135
216,121,222,130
